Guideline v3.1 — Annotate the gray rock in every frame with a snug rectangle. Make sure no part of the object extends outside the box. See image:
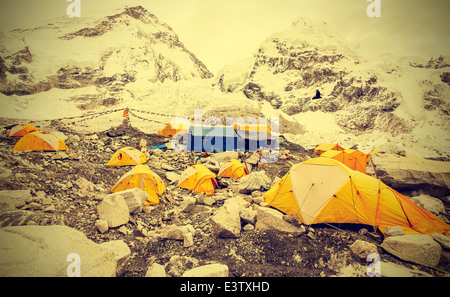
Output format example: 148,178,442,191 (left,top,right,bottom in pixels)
210,198,246,238
238,172,270,194
350,240,379,259
145,263,167,277
255,207,304,235
107,188,148,214
239,208,257,225
409,195,445,215
432,233,450,249
182,263,229,277
384,226,405,237
371,154,450,197
99,240,131,276
166,172,180,184
382,234,442,266
97,195,129,228
95,219,109,233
